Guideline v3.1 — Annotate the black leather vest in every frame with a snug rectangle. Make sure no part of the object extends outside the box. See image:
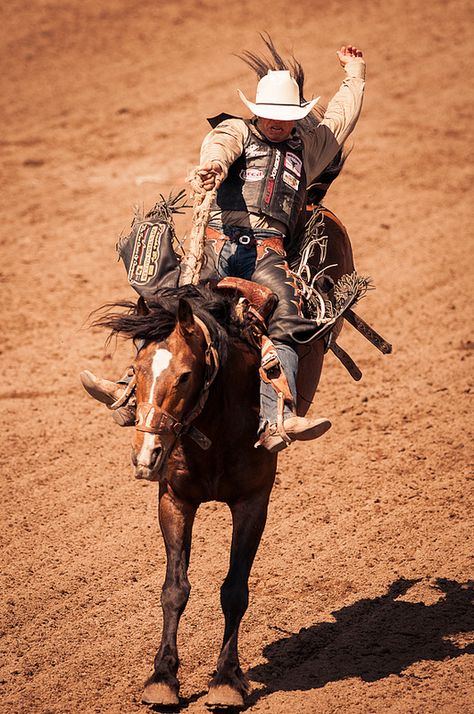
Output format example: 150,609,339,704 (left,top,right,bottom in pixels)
214,122,307,234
